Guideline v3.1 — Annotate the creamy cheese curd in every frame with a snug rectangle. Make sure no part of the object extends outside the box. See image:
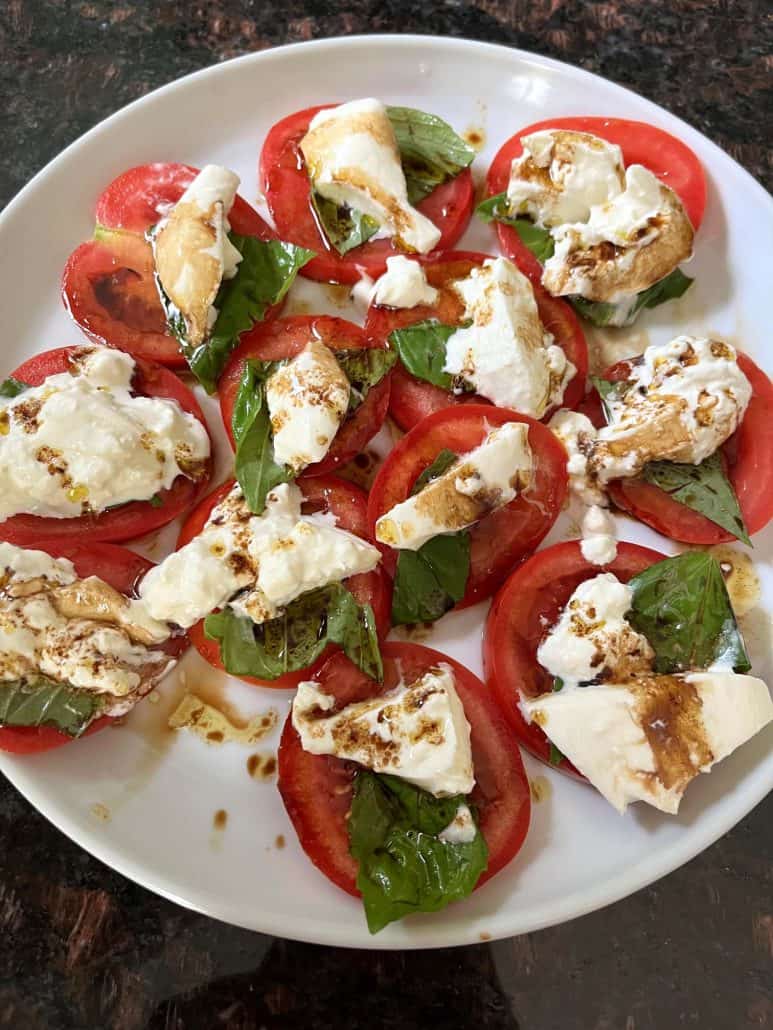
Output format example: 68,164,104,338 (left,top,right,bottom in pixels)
548,409,605,506
442,257,574,417
266,339,350,472
507,130,626,227
536,573,654,689
372,256,439,308
523,672,773,814
0,346,210,520
153,164,242,347
580,504,617,566
0,542,173,715
300,98,442,254
439,803,477,844
292,664,474,797
139,483,380,629
592,336,752,482
375,422,532,551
